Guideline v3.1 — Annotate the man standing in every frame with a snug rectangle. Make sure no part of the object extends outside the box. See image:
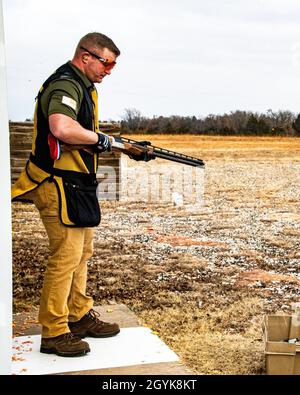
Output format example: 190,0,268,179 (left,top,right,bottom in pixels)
12,32,121,357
